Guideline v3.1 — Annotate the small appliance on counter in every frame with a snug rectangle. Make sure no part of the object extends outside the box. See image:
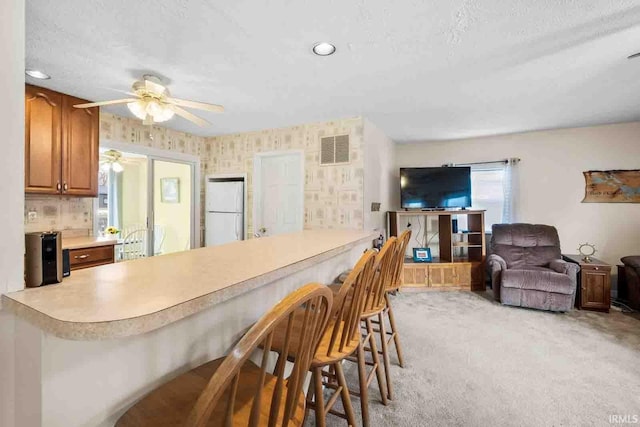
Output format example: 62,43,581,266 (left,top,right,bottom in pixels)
25,231,63,287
